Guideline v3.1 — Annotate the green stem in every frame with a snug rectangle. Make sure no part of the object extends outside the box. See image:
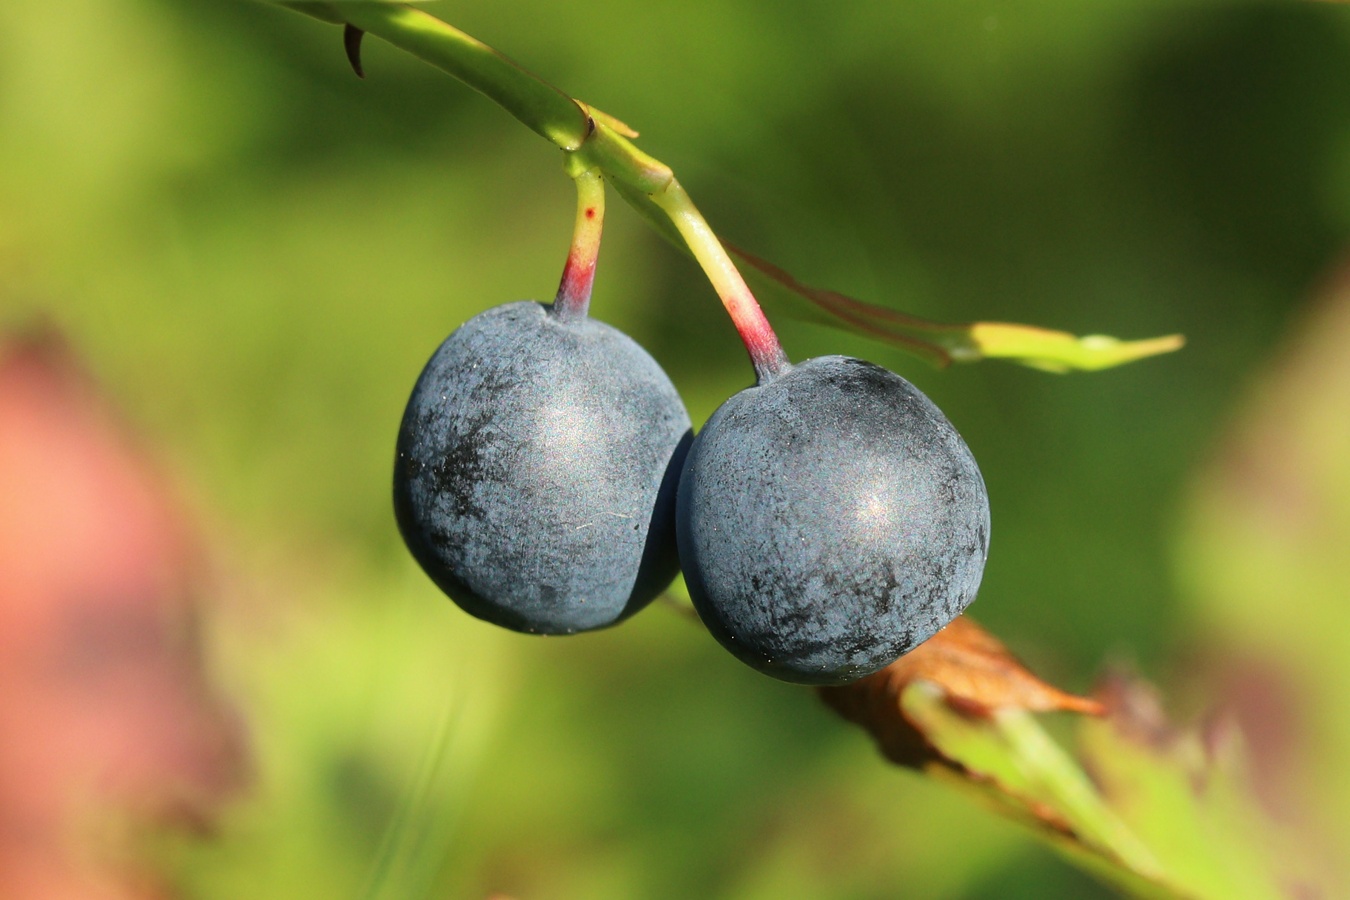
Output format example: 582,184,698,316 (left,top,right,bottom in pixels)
648,180,790,381
302,2,590,149
280,1,1183,375
277,1,787,376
